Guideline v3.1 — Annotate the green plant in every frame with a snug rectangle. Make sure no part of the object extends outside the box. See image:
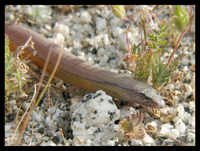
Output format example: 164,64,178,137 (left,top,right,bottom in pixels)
119,112,146,140
5,36,28,99
111,5,194,90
